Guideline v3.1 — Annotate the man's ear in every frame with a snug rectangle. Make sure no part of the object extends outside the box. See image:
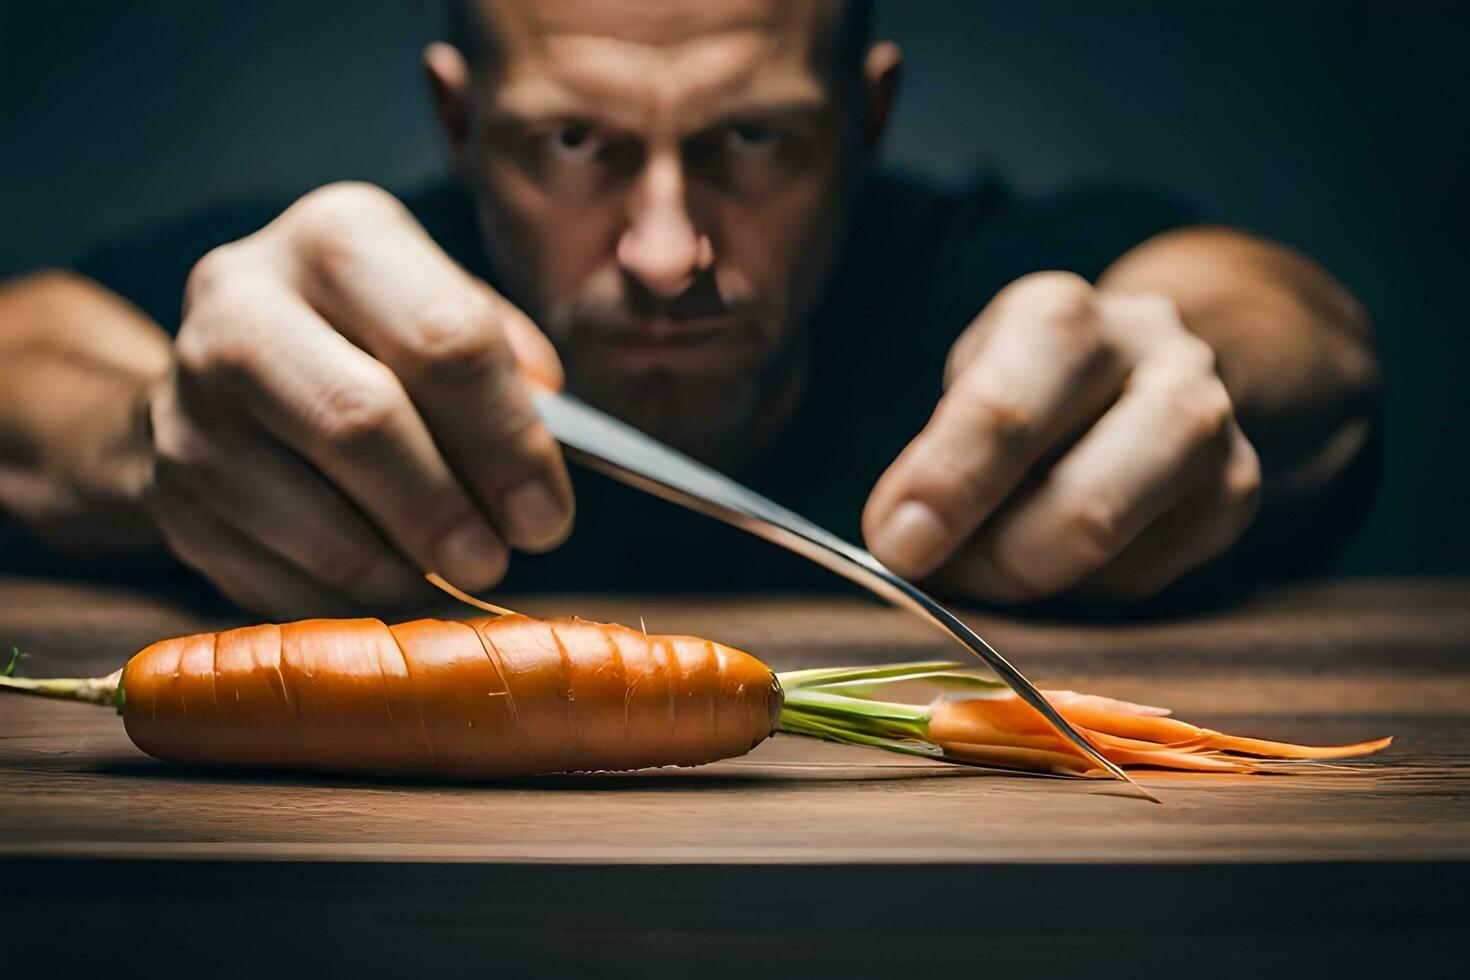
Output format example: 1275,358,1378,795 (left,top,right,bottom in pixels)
863,41,903,149
424,42,472,171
